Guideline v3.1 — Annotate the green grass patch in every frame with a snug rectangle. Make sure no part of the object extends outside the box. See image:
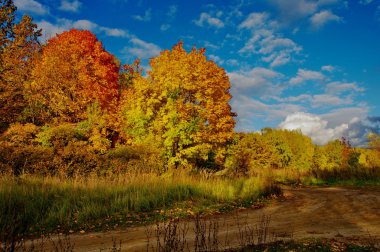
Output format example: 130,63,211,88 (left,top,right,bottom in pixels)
0,174,281,238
